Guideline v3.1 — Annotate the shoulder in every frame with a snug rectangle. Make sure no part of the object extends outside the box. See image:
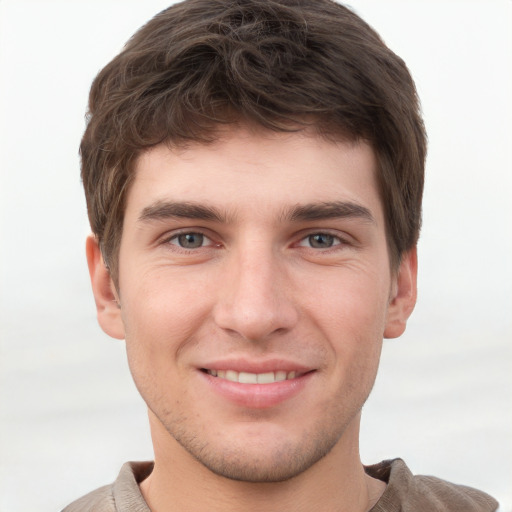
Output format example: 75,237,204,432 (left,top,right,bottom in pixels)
61,484,115,512
61,461,153,512
367,459,499,512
